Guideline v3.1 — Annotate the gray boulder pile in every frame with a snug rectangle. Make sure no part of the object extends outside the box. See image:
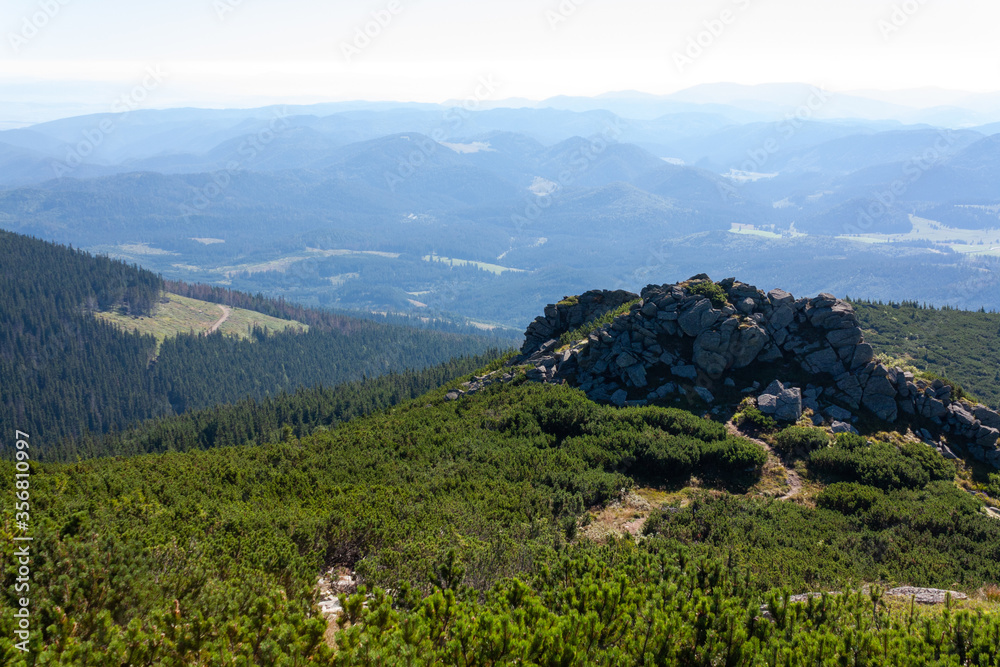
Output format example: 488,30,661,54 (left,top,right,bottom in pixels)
502,275,1000,469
